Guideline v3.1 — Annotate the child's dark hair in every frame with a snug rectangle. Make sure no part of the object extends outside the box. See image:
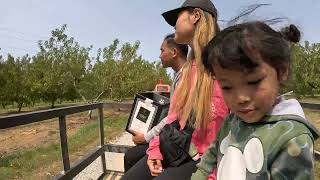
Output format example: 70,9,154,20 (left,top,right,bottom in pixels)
202,21,301,76
164,33,189,58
